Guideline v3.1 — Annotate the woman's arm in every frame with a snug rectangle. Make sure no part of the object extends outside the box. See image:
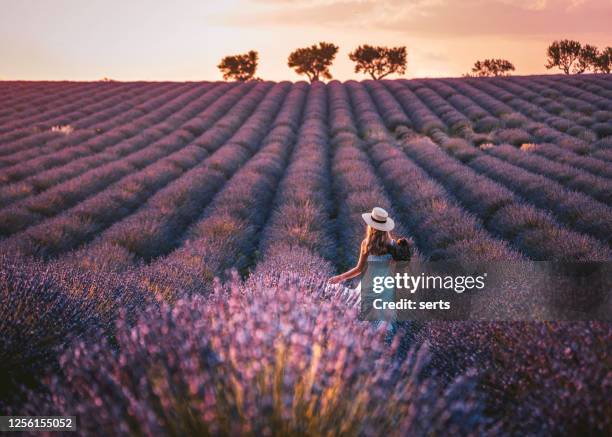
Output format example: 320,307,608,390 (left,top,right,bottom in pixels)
328,243,367,284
